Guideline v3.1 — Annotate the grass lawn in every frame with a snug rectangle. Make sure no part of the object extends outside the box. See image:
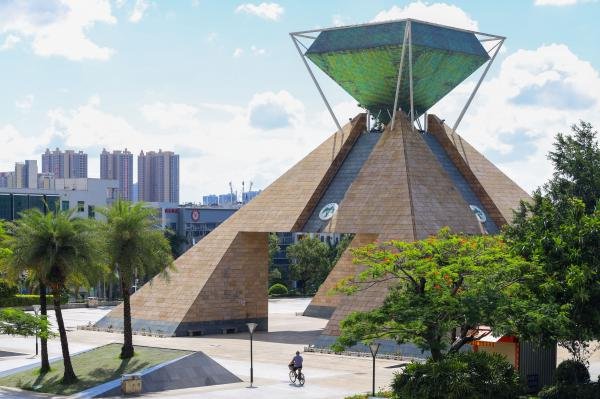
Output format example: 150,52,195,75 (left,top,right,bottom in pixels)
0,343,191,395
